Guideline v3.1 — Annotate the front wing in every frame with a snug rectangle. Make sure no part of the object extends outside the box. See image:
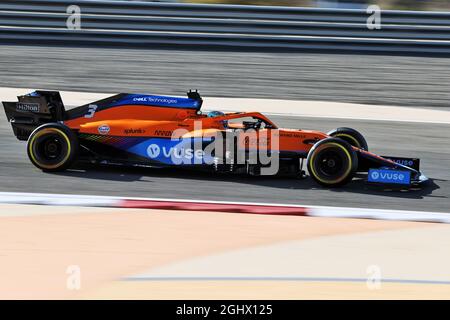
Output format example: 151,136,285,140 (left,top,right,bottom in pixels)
357,149,428,187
